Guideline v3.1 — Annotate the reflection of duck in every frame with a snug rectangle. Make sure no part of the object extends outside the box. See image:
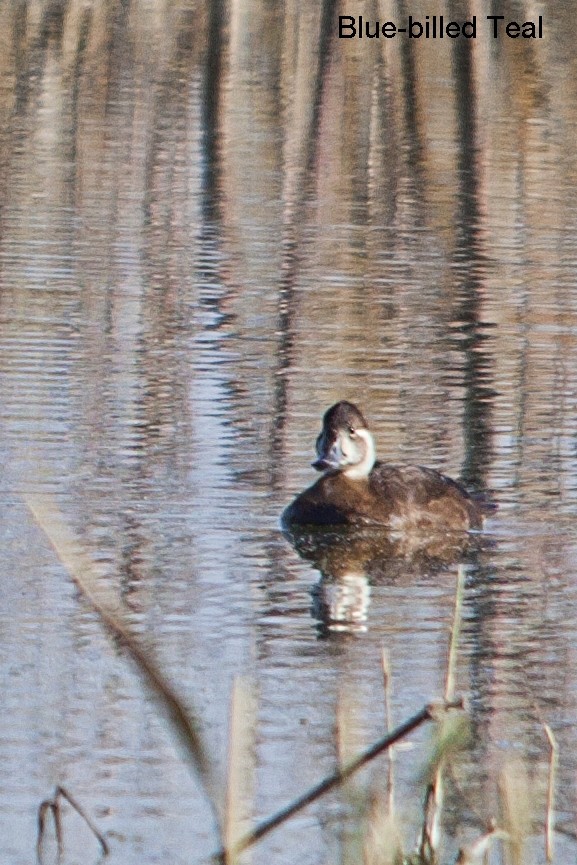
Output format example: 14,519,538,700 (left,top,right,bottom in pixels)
282,402,488,532
285,525,476,578
311,571,371,635
285,525,482,636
